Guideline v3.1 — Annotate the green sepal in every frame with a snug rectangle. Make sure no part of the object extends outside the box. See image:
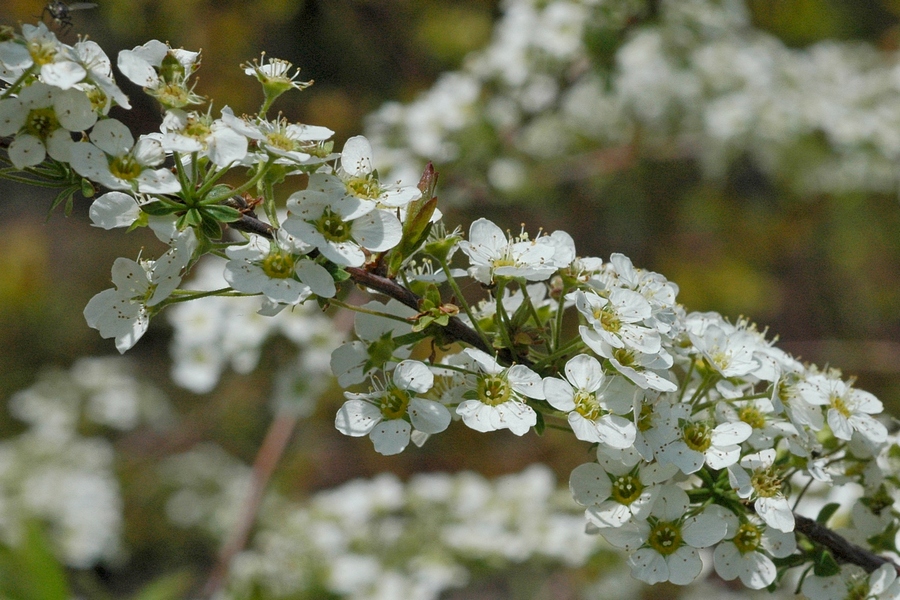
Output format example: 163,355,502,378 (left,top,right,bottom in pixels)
127,210,150,233
815,503,840,525
176,207,202,228
80,177,95,198
534,411,545,435
325,263,351,283
812,550,840,577
158,52,186,84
